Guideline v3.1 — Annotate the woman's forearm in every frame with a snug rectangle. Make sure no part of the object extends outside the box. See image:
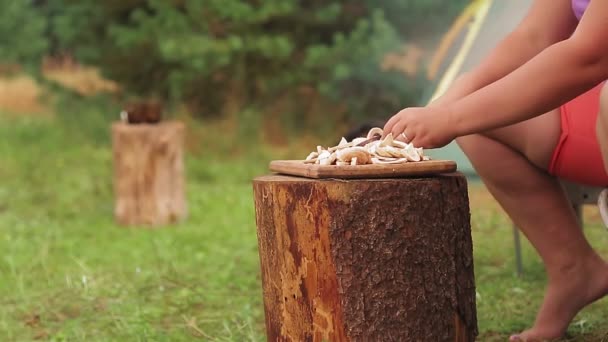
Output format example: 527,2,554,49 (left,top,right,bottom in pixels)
451,39,608,136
